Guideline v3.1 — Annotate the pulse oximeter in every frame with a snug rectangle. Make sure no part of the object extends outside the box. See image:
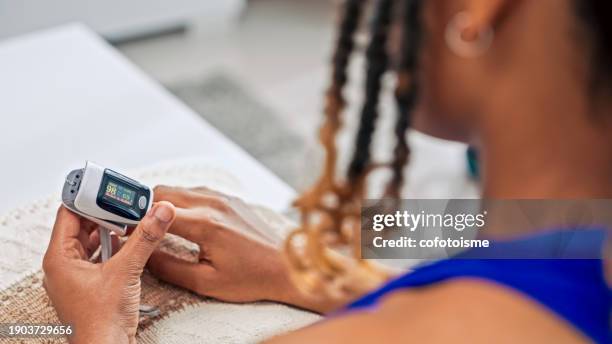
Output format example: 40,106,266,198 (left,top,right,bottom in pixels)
62,161,153,236
62,161,154,264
